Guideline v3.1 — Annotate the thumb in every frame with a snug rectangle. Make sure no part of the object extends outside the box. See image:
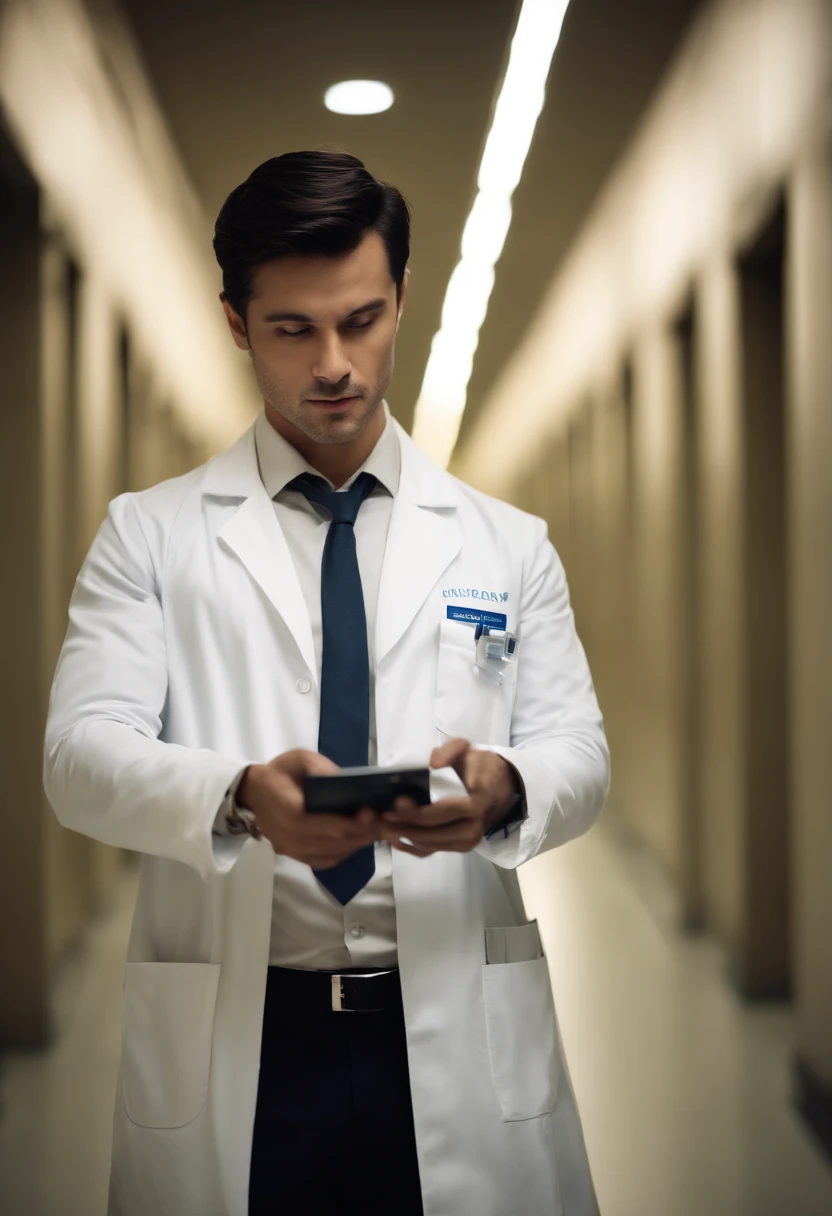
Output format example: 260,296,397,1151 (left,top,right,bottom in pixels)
430,737,470,775
277,749,341,781
303,751,342,777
